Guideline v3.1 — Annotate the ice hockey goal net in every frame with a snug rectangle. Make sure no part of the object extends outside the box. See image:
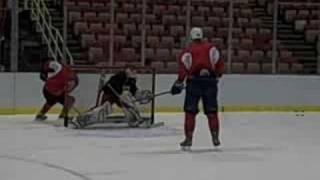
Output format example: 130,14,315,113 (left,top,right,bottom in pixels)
65,65,156,127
